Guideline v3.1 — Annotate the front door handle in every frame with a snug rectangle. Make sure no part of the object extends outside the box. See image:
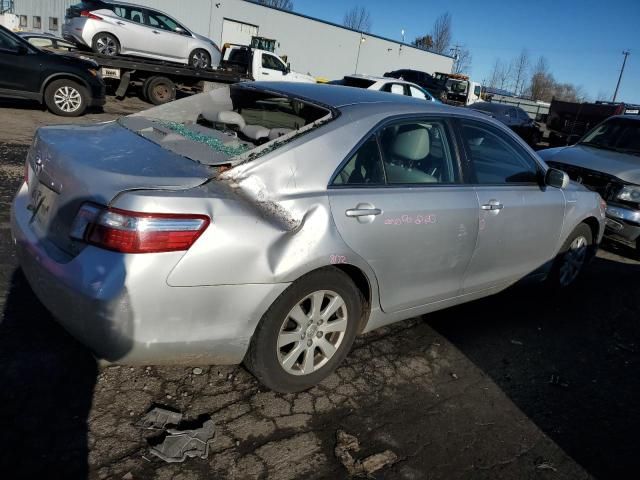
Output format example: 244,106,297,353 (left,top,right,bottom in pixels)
152,30,160,34
116,21,125,25
481,201,504,211
346,208,382,217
